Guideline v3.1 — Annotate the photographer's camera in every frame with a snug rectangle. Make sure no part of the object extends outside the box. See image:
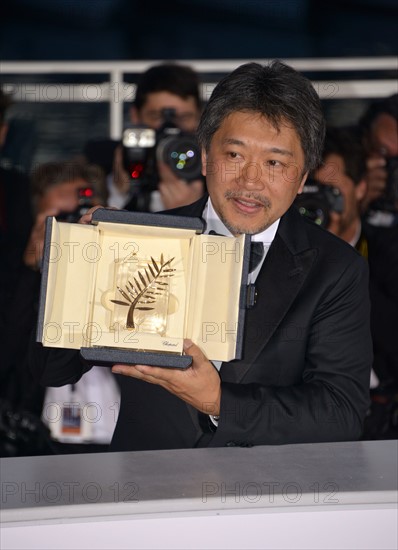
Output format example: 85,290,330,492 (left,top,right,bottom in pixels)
294,179,344,228
122,108,202,200
56,187,96,223
378,156,398,212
